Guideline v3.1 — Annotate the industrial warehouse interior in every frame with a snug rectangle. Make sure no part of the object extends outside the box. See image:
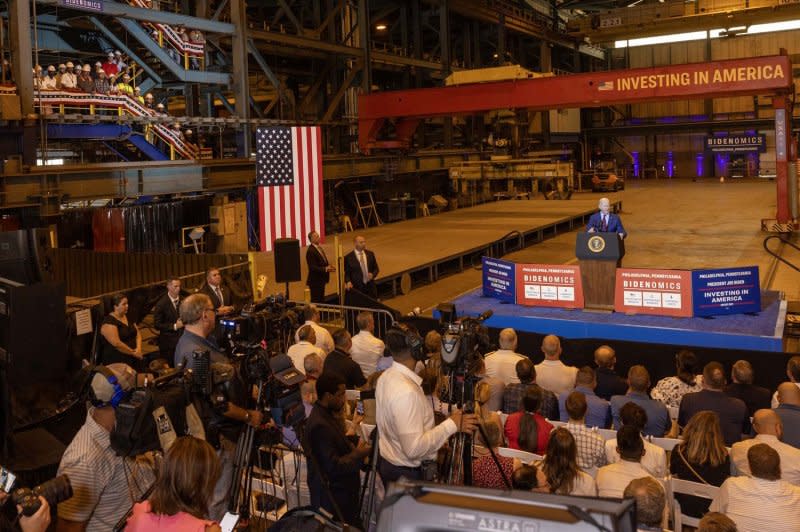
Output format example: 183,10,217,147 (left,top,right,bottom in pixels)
0,0,800,530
